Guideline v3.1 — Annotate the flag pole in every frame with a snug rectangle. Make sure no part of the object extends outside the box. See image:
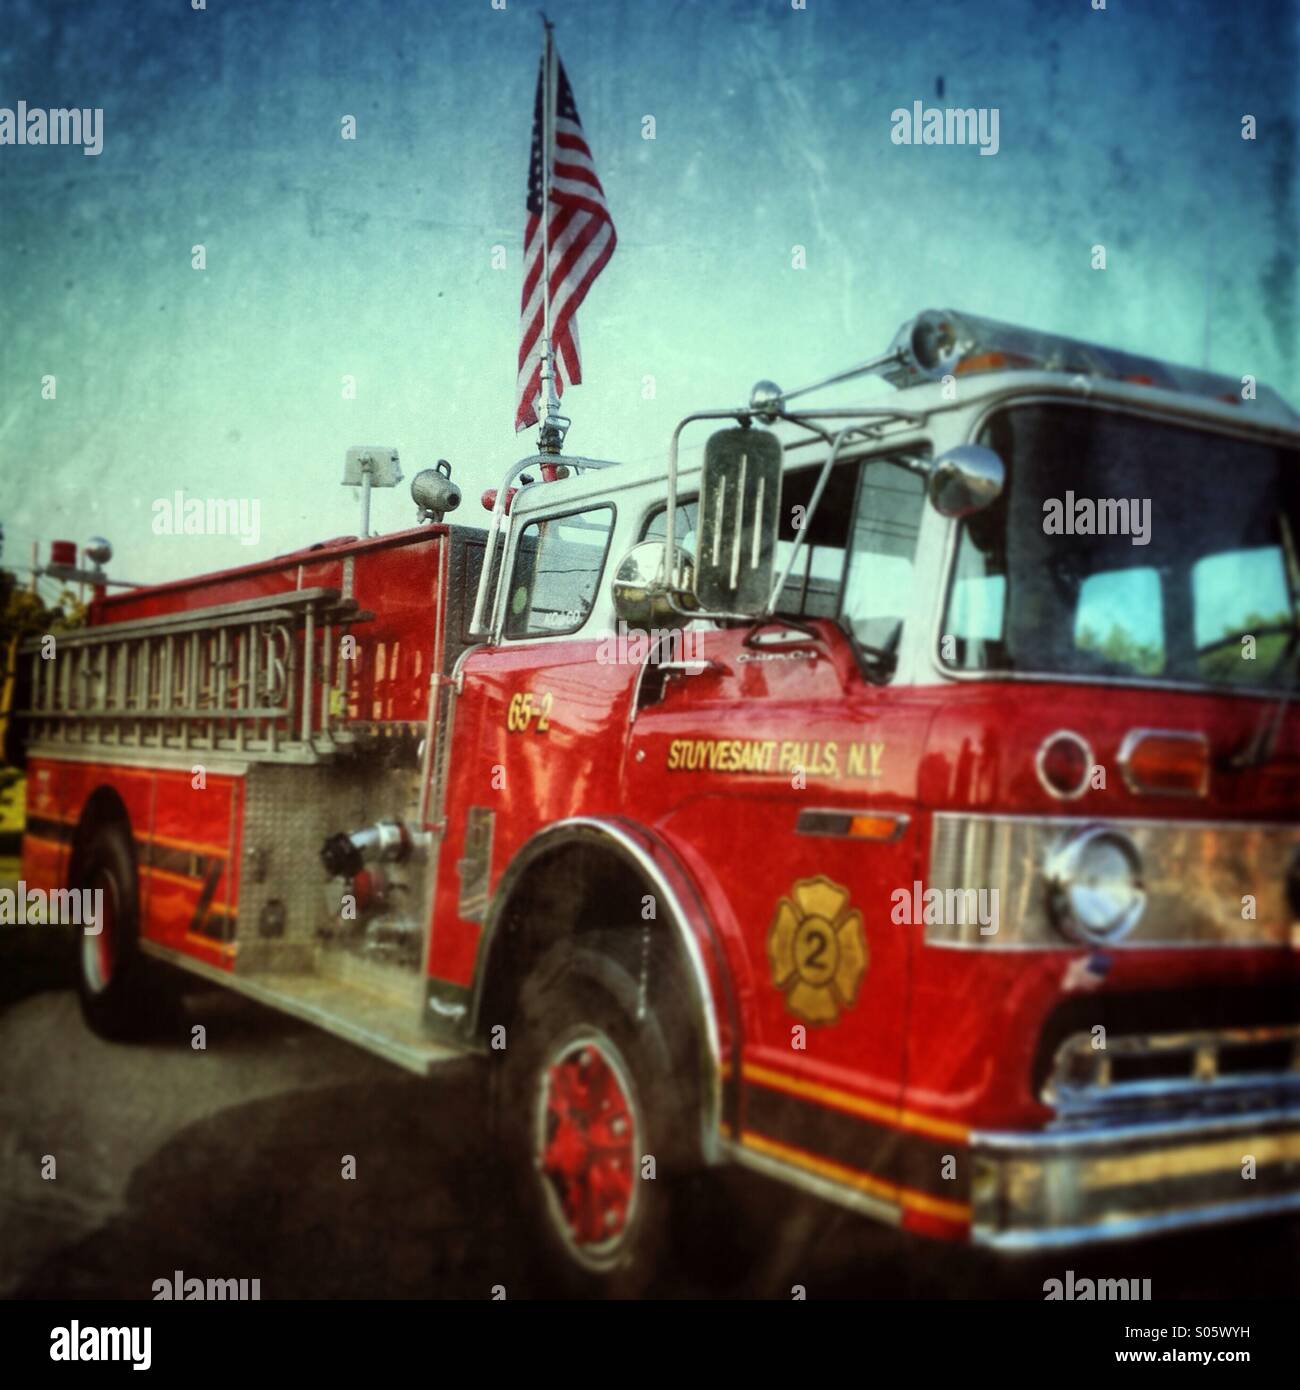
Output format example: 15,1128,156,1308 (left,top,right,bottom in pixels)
538,13,567,456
